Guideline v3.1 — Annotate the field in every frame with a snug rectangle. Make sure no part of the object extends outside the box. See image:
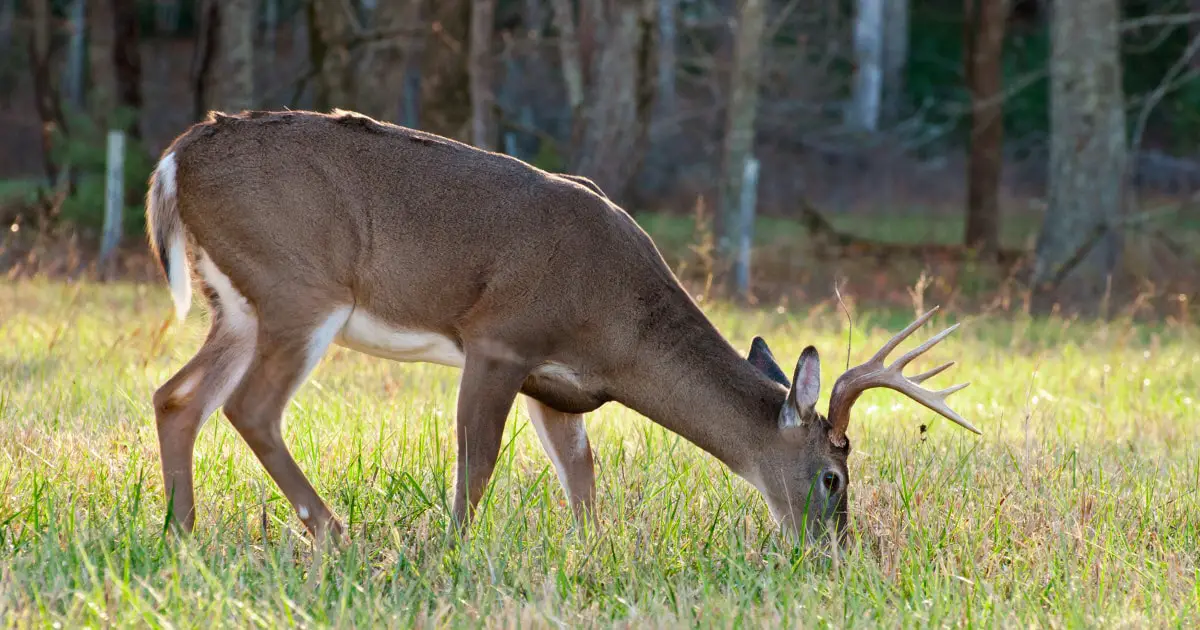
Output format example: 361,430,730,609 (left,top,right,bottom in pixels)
1,277,1198,628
